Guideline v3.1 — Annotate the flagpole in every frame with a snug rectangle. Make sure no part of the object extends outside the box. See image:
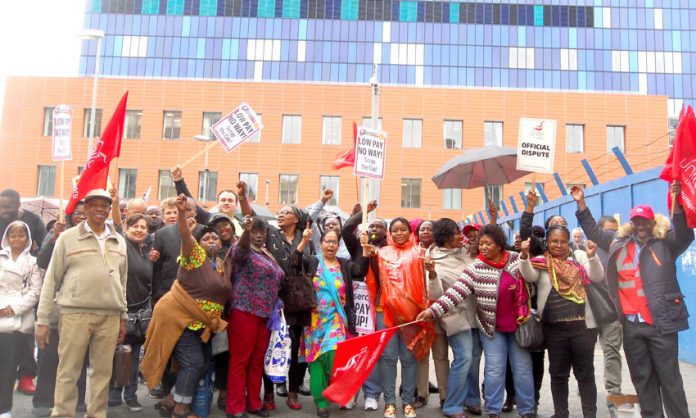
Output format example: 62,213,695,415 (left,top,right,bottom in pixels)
361,177,369,232
180,140,218,169
58,161,65,222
